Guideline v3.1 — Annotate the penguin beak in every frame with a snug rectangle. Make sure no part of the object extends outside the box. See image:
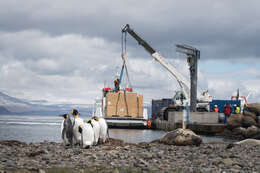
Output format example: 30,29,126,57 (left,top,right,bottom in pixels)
59,114,67,118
